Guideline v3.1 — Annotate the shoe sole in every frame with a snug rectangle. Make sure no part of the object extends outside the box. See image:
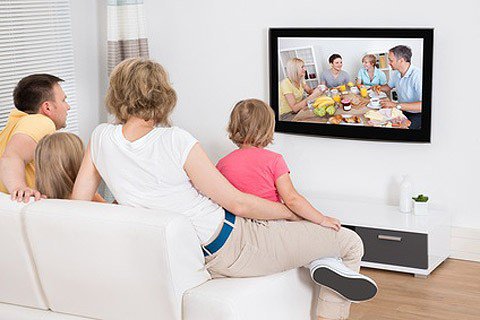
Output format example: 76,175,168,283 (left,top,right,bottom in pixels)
312,266,378,302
